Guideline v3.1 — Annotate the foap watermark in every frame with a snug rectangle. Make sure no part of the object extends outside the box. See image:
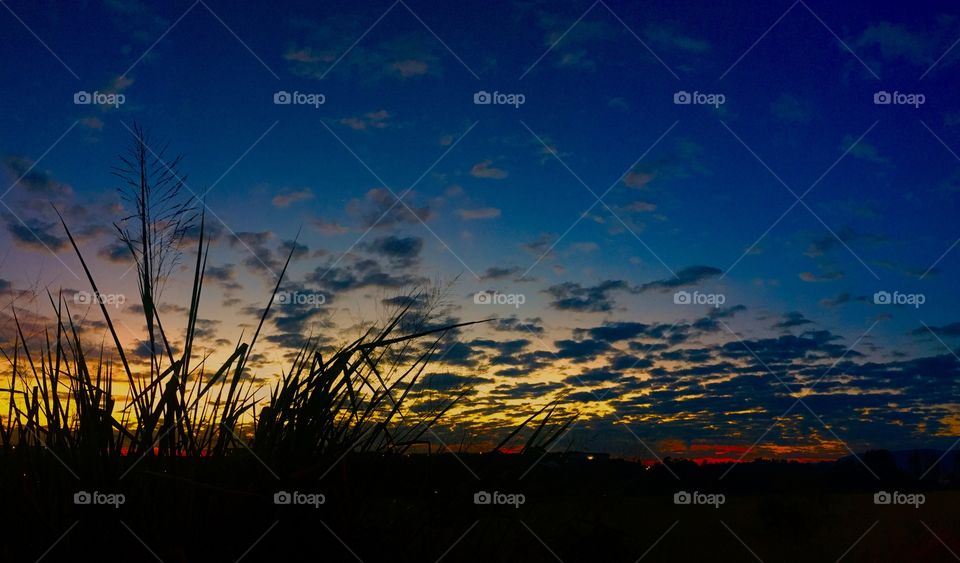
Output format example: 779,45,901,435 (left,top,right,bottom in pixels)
873,90,925,108
274,490,325,508
673,290,725,308
673,90,725,108
474,490,525,508
473,291,525,309
274,291,327,307
473,90,525,108
274,90,326,108
873,290,925,308
673,490,725,508
874,490,924,508
74,90,125,108
74,291,126,308
74,490,125,508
